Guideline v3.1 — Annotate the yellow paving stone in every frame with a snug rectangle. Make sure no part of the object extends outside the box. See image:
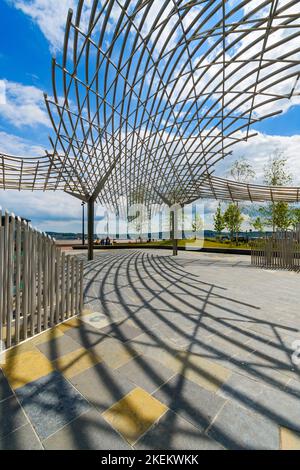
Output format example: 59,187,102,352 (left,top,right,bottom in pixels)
281,427,300,450
175,352,232,393
0,329,64,365
53,347,102,379
57,317,82,333
102,387,167,444
1,341,37,363
2,350,54,390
